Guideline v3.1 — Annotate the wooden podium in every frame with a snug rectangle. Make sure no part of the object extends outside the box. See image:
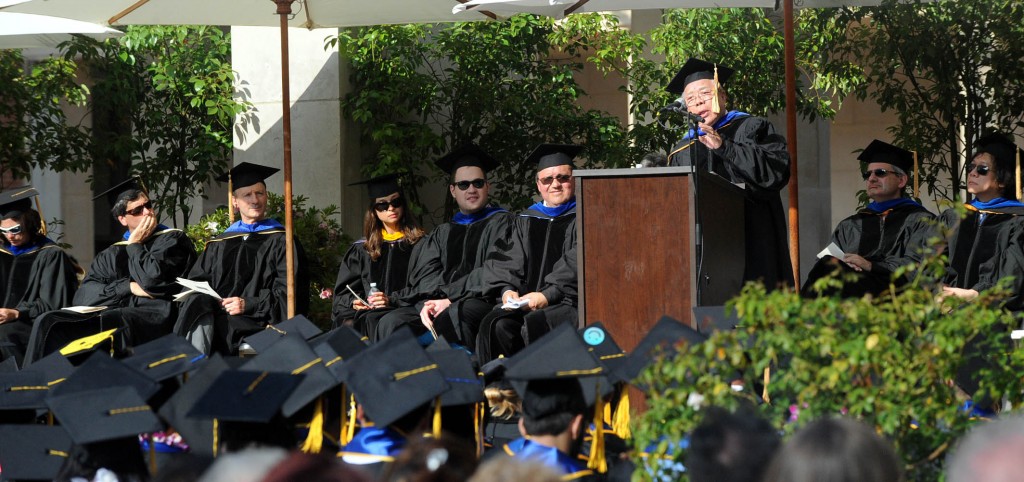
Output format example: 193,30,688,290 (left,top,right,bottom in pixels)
574,166,746,351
